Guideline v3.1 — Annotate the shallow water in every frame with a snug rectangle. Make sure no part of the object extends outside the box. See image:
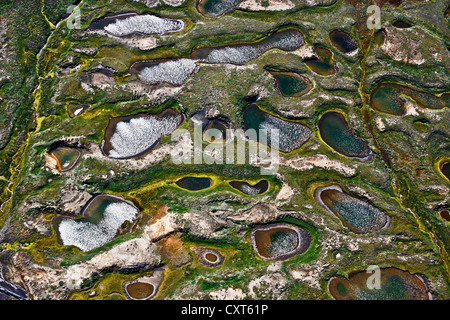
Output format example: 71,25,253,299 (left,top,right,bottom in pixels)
392,20,413,28
50,147,81,172
67,103,90,118
328,268,429,300
374,30,386,46
205,253,218,262
56,194,139,251
440,161,450,181
316,186,390,234
303,47,335,76
203,119,228,143
89,13,185,37
125,282,154,300
101,108,184,159
370,82,450,115
250,223,311,261
195,247,225,267
243,103,312,153
254,228,299,259
439,209,450,222
270,72,312,97
318,111,372,160
132,59,198,86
